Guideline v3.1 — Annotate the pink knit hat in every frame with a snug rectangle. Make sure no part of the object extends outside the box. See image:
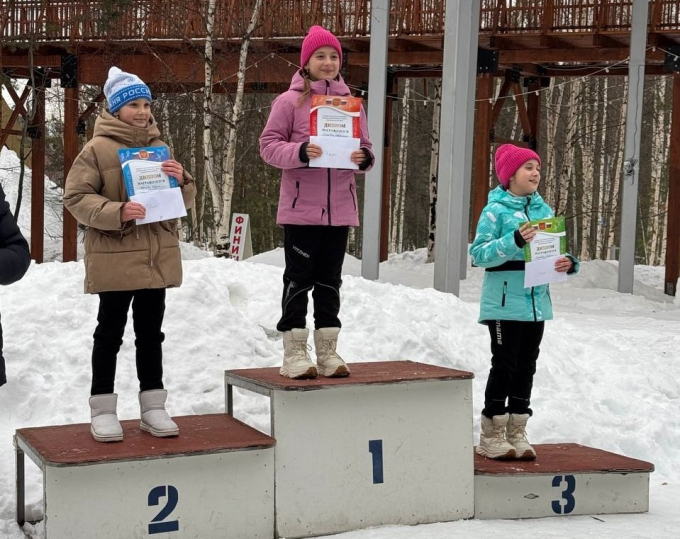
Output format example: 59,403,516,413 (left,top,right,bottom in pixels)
494,144,541,188
300,26,343,68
